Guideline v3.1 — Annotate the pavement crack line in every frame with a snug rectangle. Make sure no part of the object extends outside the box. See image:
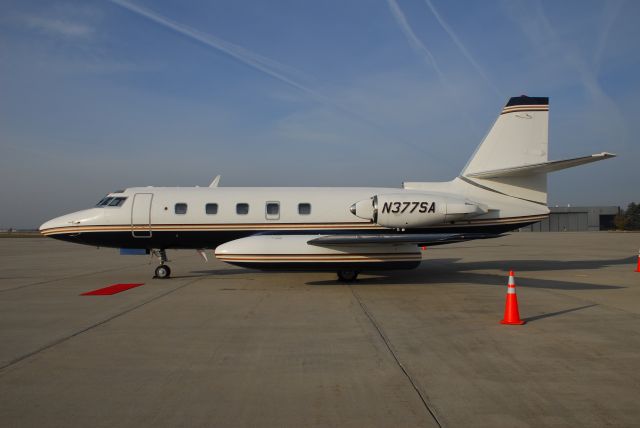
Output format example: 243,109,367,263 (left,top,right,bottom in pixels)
0,263,149,293
0,278,202,374
0,252,195,293
349,285,444,428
